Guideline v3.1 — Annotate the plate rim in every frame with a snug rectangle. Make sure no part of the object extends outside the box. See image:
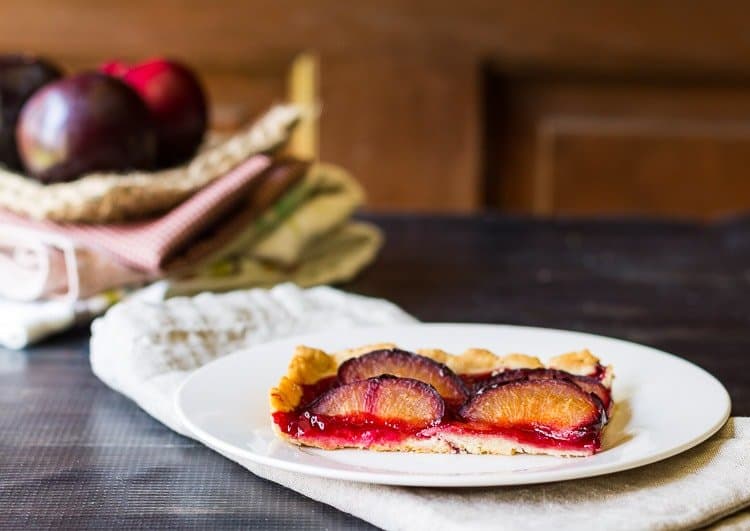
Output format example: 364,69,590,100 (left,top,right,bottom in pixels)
175,322,732,487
